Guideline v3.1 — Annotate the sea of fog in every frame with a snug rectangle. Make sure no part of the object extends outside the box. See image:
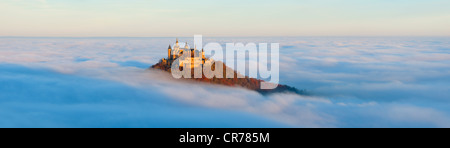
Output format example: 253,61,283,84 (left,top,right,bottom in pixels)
0,37,449,127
